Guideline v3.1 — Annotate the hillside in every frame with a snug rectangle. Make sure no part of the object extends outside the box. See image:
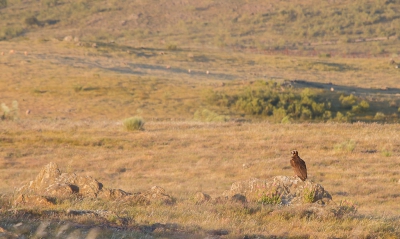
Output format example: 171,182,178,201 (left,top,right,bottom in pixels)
2,0,400,55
